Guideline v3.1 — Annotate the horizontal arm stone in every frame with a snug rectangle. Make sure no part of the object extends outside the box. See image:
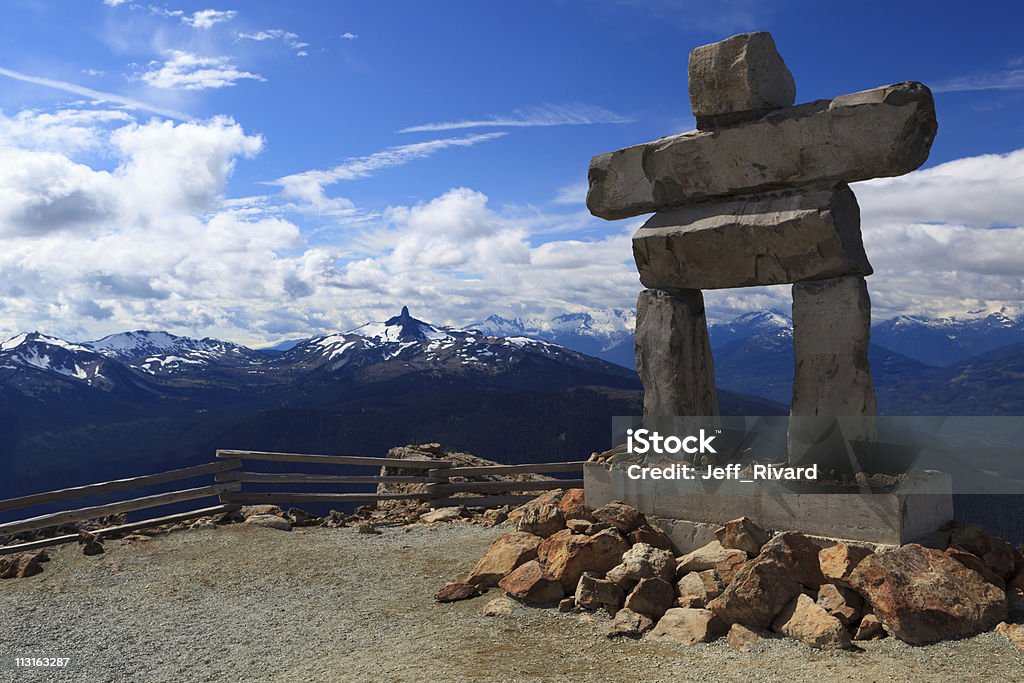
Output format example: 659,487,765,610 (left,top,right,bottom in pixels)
632,184,872,290
587,82,937,220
